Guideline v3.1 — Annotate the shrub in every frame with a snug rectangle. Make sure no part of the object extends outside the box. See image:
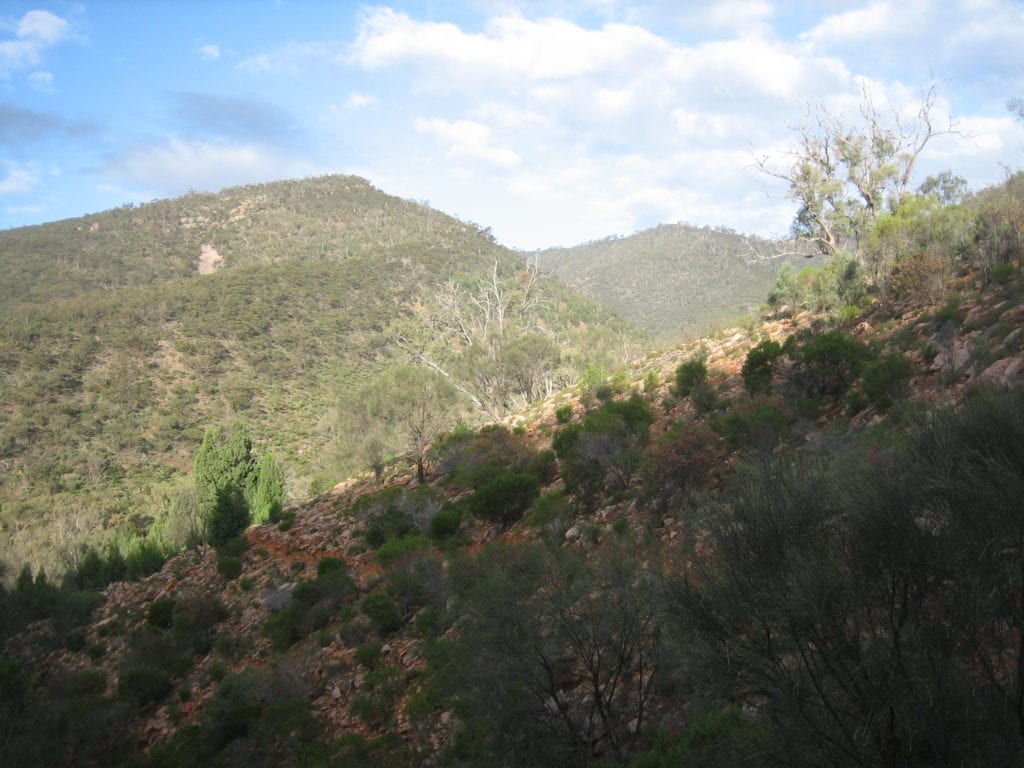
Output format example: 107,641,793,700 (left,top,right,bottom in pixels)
119,665,172,706
361,591,403,635
526,490,573,533
147,597,177,629
641,424,727,514
789,330,871,399
674,358,708,398
428,505,461,540
990,261,1016,284
859,353,913,411
216,555,243,581
742,340,783,395
373,533,429,568
355,642,382,669
316,556,346,576
470,472,540,529
712,398,794,450
555,404,574,424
